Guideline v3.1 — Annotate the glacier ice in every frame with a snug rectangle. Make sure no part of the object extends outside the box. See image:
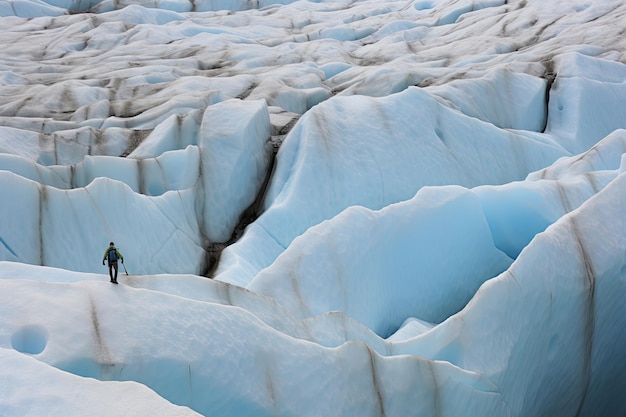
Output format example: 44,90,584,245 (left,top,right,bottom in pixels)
1,0,626,415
